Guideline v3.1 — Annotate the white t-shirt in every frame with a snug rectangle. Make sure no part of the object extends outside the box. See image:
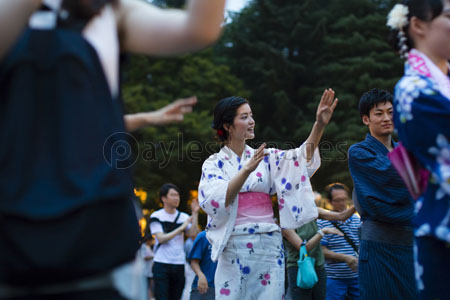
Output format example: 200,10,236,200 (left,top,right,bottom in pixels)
150,209,191,265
